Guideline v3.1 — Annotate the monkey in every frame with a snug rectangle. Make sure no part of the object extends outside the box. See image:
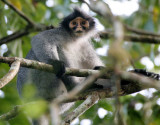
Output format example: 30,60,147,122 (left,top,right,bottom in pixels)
17,8,160,115
17,8,104,113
